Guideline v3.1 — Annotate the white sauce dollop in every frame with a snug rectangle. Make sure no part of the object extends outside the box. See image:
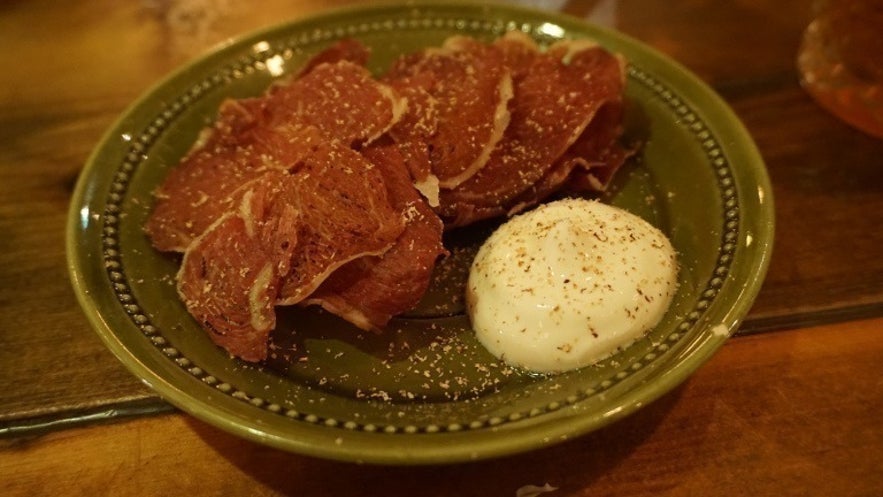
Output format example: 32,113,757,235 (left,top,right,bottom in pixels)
466,198,678,373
